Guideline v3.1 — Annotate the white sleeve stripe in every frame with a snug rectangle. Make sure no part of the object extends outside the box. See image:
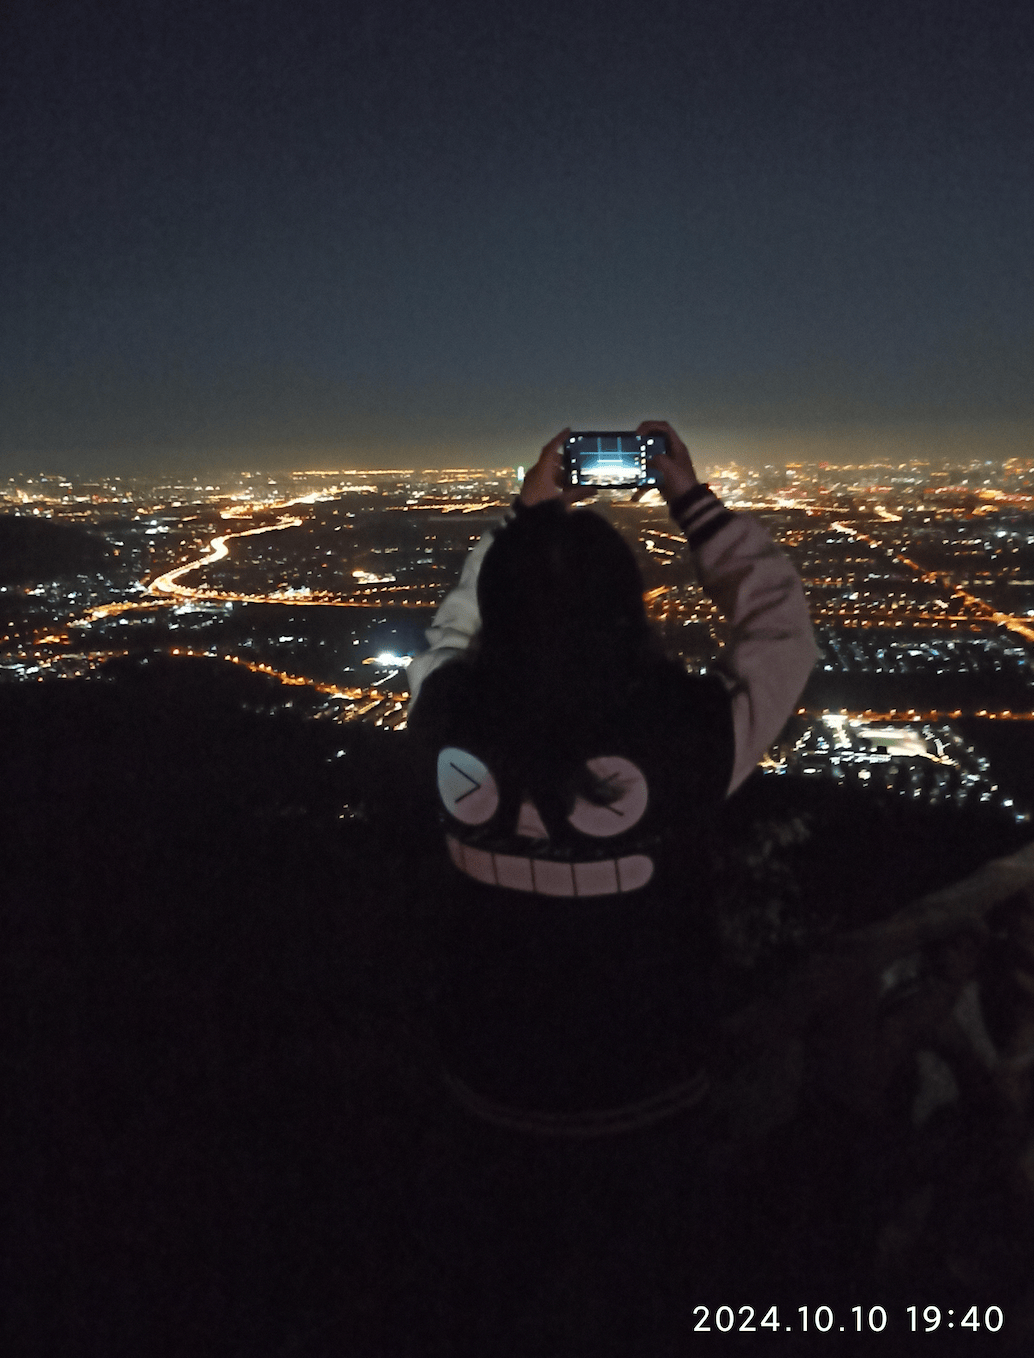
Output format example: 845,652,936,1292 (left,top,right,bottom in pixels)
676,493,724,530
406,527,498,711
